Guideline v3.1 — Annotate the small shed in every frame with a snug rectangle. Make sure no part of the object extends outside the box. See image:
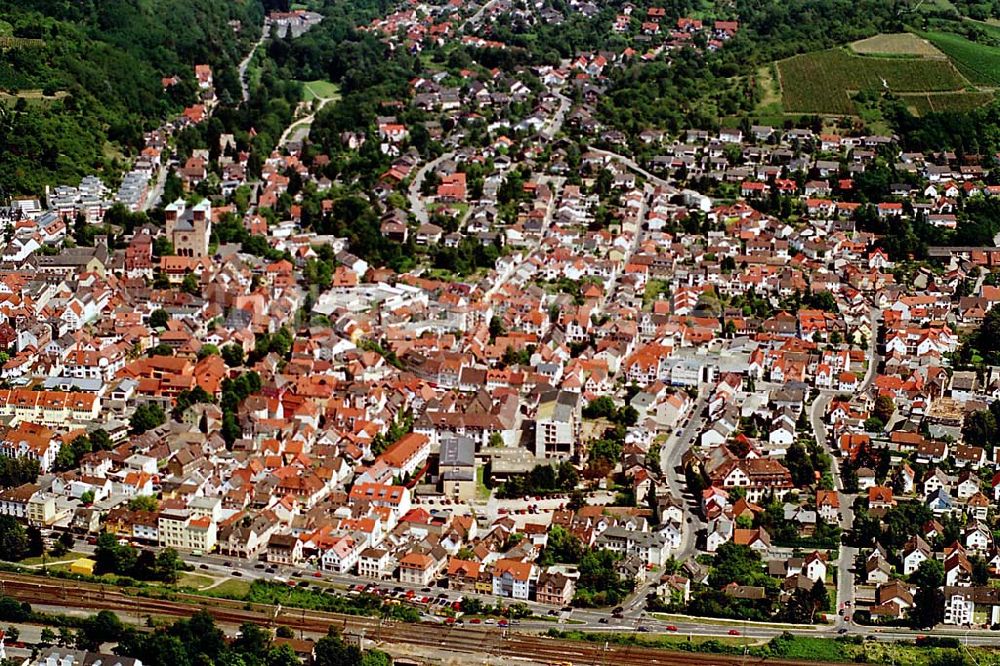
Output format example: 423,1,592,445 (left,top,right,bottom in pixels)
69,558,96,576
